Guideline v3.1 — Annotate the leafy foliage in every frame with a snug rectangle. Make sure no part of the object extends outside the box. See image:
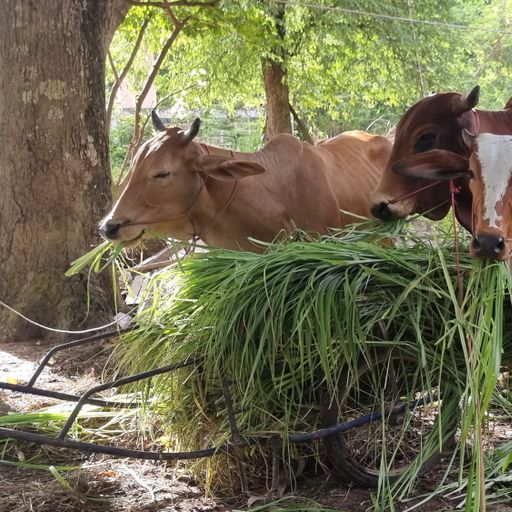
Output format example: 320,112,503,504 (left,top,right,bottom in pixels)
108,0,512,144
